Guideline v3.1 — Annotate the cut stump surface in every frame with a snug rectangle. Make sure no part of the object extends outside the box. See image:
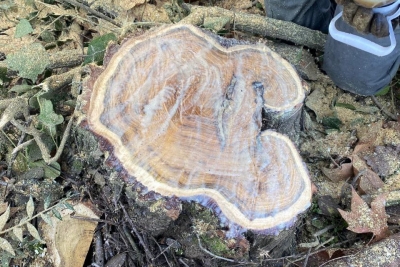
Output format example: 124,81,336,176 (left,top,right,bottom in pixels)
84,24,311,232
